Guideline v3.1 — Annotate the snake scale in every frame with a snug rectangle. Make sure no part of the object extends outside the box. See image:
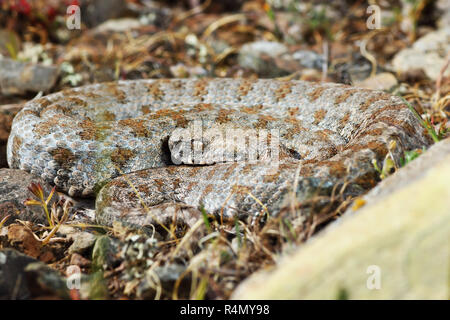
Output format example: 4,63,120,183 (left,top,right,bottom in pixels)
7,79,431,227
